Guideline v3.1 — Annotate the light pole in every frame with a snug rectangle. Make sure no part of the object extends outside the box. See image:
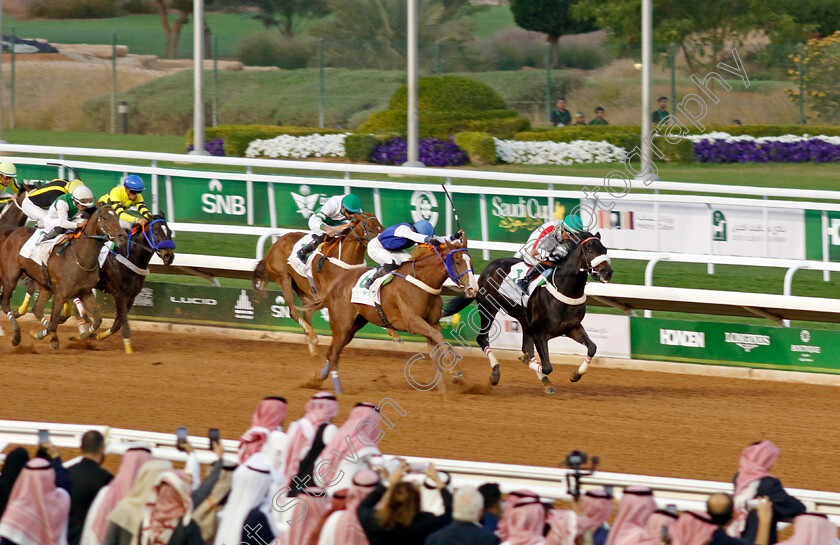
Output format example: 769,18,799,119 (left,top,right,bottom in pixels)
403,0,424,167
189,0,209,155
638,0,654,180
